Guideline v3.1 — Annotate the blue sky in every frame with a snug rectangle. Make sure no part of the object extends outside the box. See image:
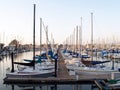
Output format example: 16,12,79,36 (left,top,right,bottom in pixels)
0,0,120,45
